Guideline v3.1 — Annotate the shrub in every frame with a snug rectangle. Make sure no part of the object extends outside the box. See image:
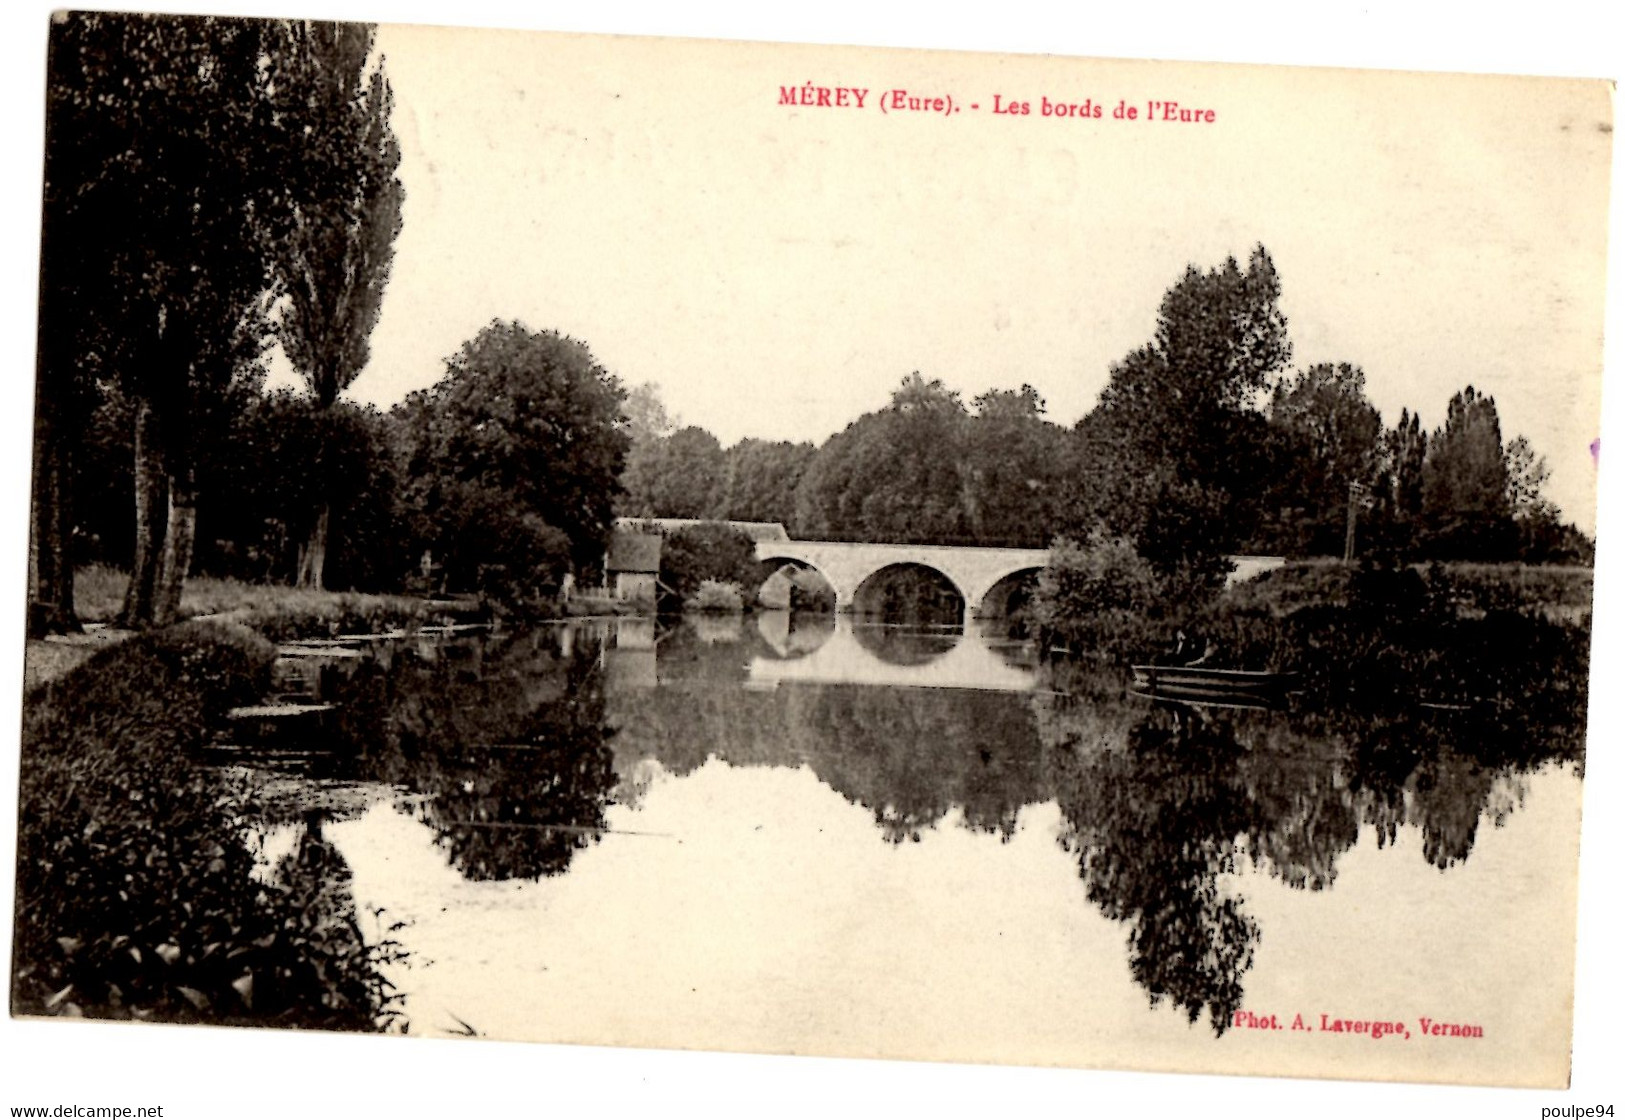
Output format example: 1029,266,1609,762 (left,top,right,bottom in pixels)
404,480,574,617
659,523,762,610
686,579,745,613
14,621,406,1030
468,513,574,620
789,574,836,613
1032,533,1176,660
